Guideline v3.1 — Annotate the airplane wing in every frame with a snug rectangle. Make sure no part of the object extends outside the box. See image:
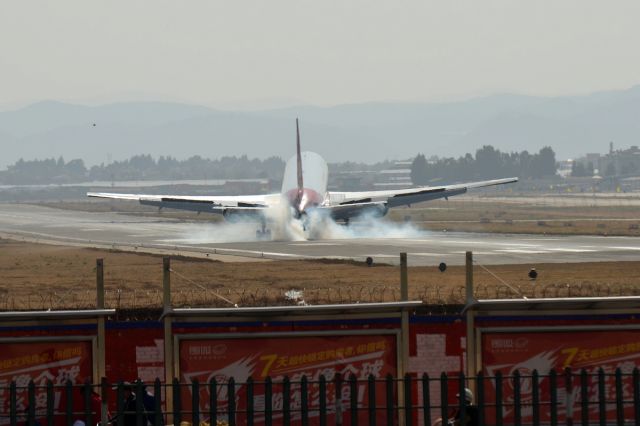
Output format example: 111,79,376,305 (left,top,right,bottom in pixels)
87,192,282,215
325,177,518,219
